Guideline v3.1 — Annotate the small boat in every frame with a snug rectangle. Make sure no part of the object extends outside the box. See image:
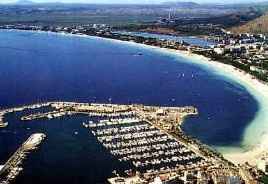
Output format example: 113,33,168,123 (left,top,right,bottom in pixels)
133,52,143,56
0,122,8,128
47,114,53,119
